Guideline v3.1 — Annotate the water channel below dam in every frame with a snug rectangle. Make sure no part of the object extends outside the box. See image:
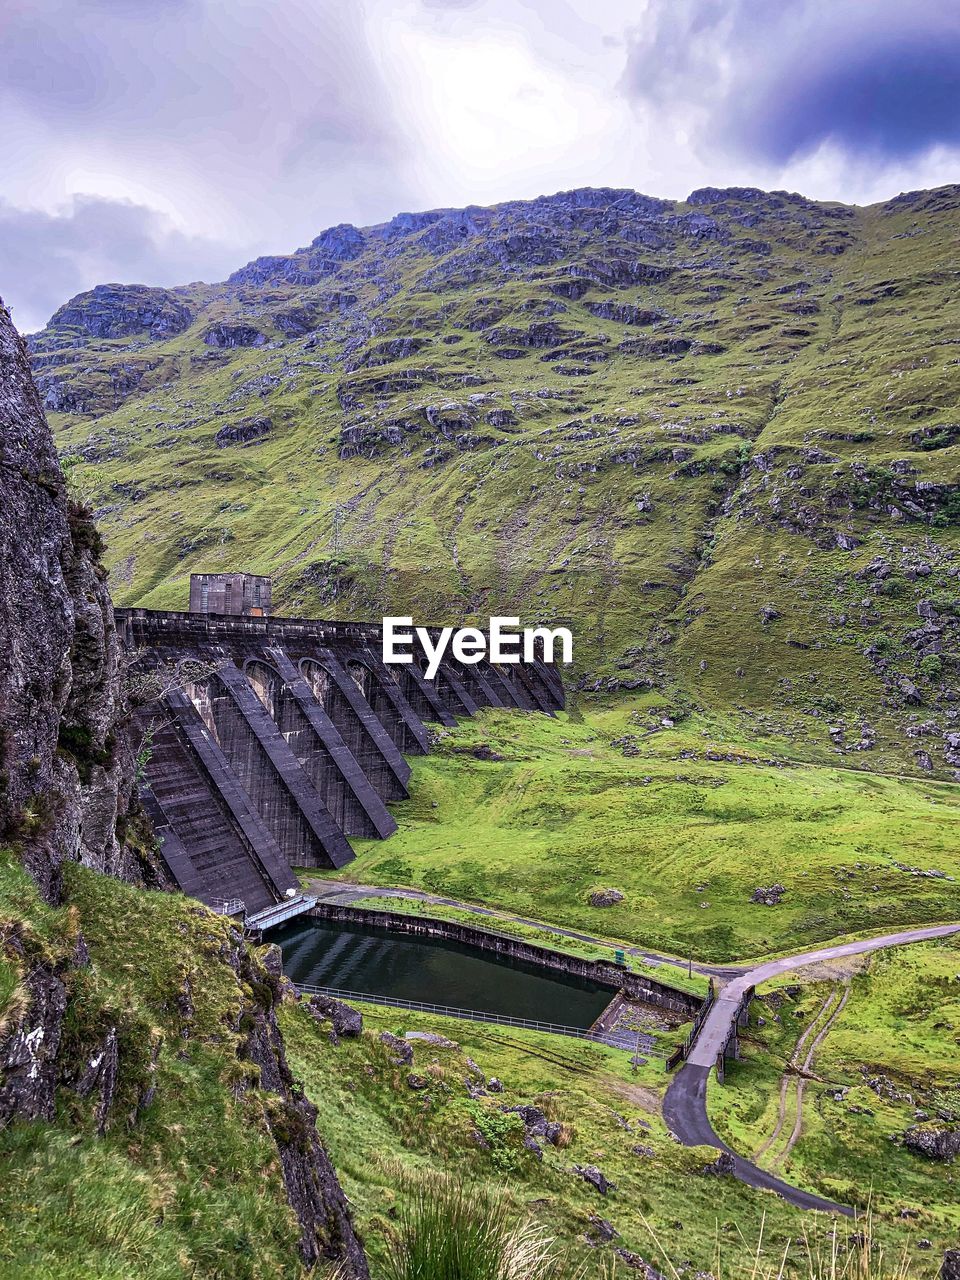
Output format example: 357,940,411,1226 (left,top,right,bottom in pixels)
272,916,613,1028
